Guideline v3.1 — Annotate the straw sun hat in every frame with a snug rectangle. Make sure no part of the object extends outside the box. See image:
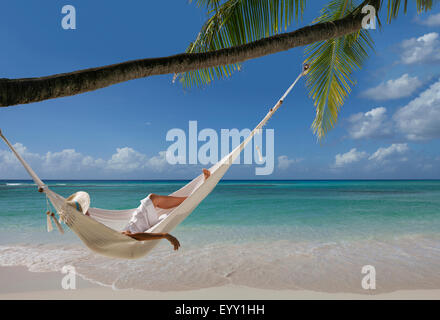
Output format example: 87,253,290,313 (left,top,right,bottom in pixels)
66,191,90,215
